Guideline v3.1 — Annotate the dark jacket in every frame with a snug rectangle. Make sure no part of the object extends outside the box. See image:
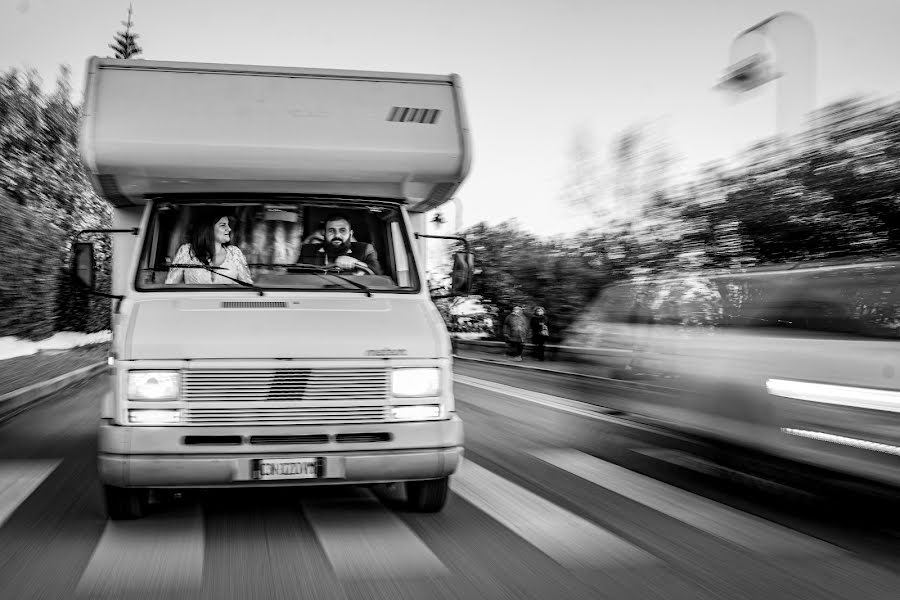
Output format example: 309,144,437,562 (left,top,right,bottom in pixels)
298,242,382,275
503,312,528,343
530,314,550,339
